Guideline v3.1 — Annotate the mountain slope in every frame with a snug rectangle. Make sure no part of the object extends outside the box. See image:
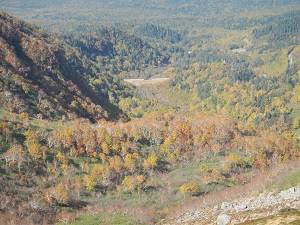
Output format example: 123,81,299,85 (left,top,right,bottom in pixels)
1,5,300,225
63,27,171,75
0,11,132,121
